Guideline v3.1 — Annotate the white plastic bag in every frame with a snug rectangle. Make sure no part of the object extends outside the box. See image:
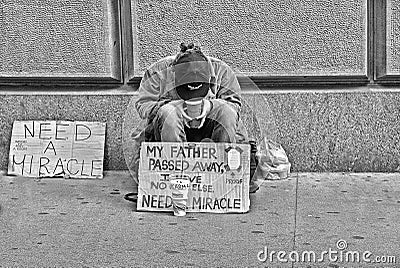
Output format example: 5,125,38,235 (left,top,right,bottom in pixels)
255,139,291,180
